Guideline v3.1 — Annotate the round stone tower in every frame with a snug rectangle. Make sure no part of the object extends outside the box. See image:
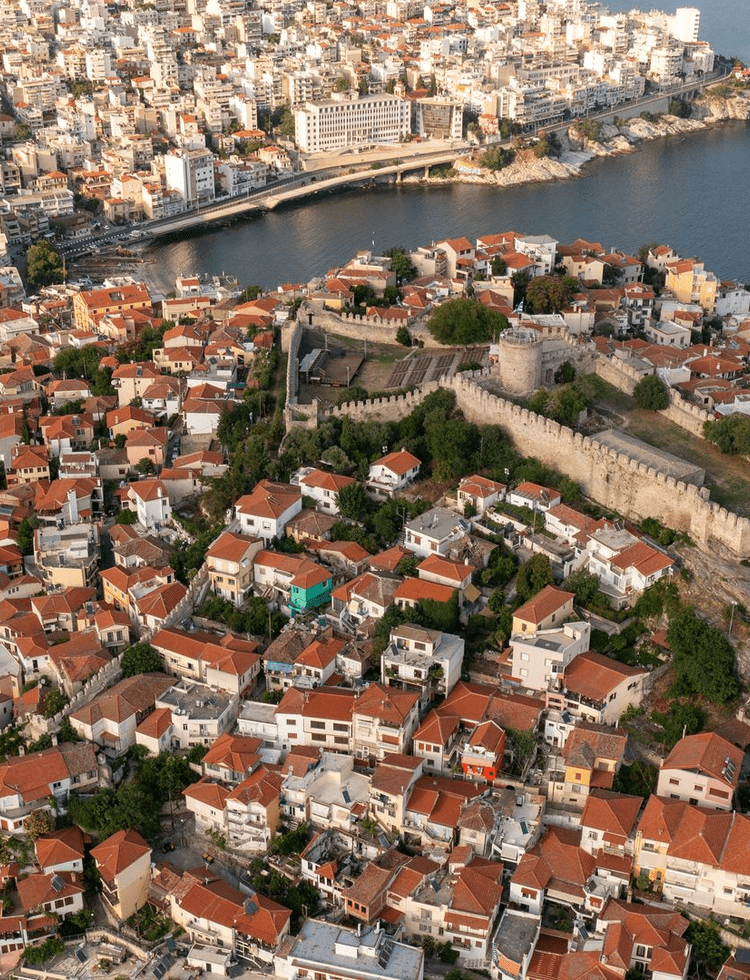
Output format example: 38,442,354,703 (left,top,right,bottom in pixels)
494,327,543,395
